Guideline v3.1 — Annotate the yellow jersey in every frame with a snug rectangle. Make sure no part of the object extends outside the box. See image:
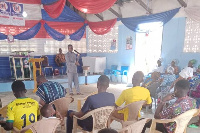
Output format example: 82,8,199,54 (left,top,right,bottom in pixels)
6,97,40,133
115,86,152,121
